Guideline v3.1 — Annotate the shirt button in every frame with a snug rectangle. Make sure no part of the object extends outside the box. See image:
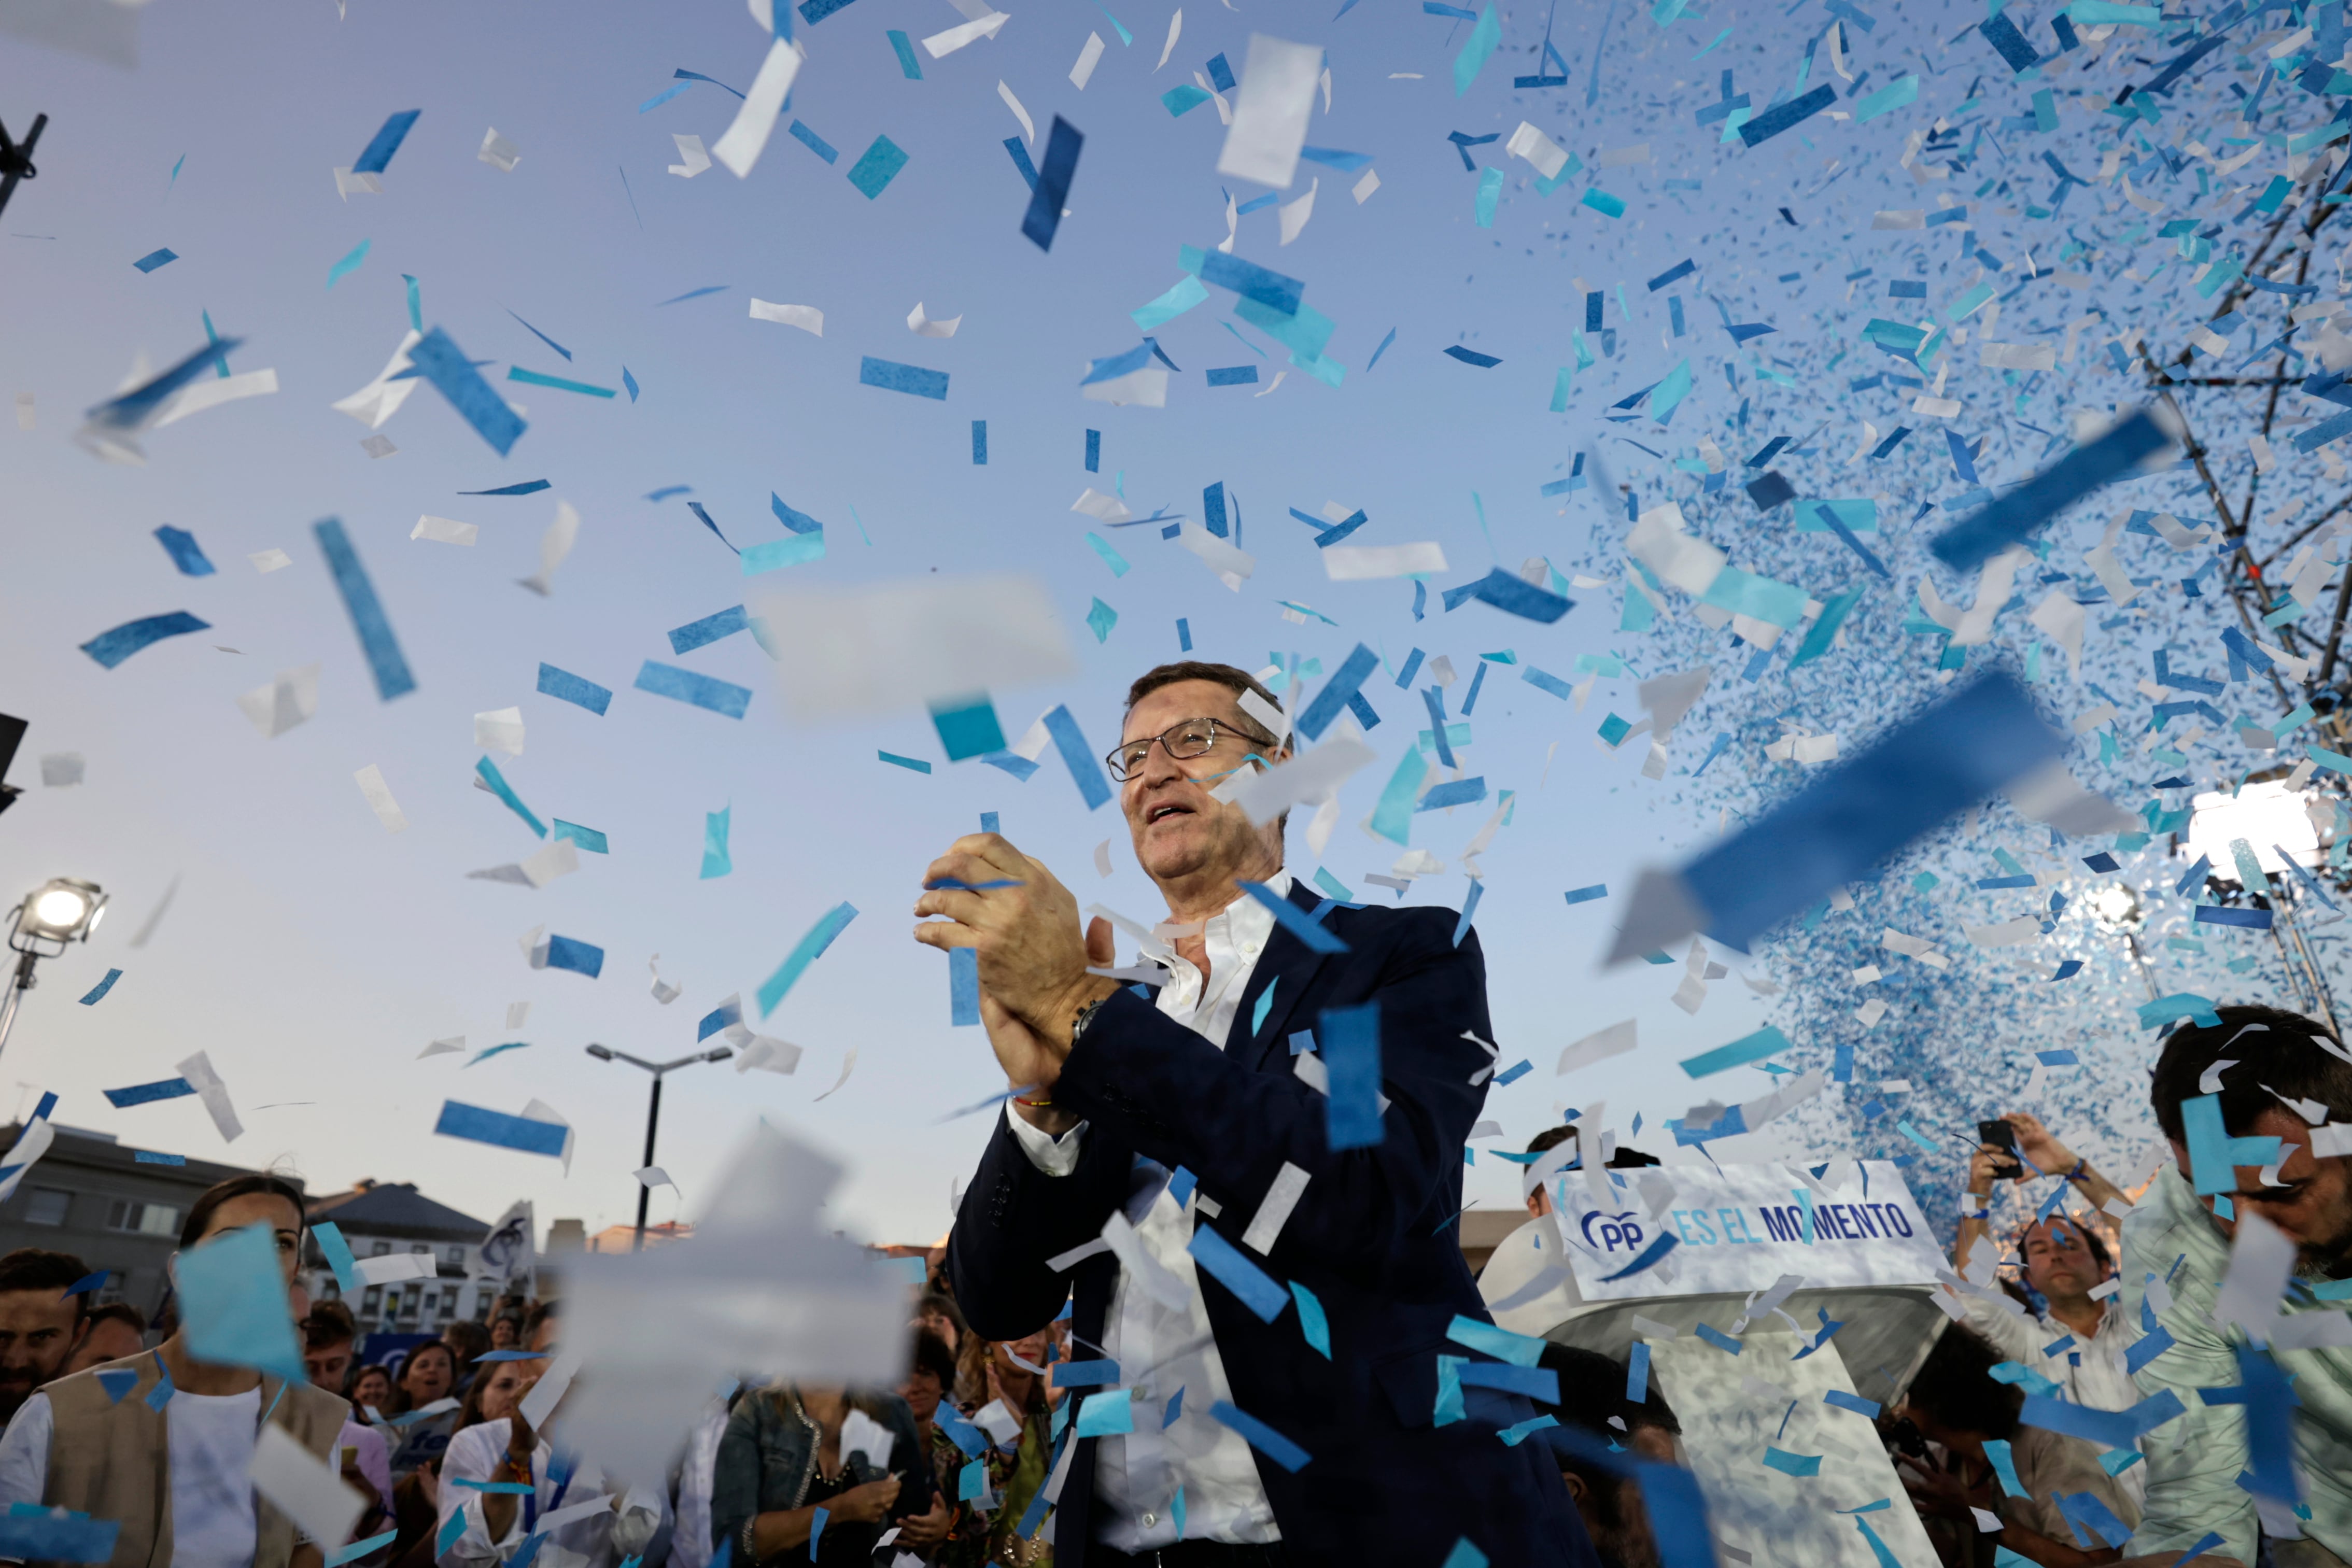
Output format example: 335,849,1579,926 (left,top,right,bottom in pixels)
1143,1513,1158,1527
